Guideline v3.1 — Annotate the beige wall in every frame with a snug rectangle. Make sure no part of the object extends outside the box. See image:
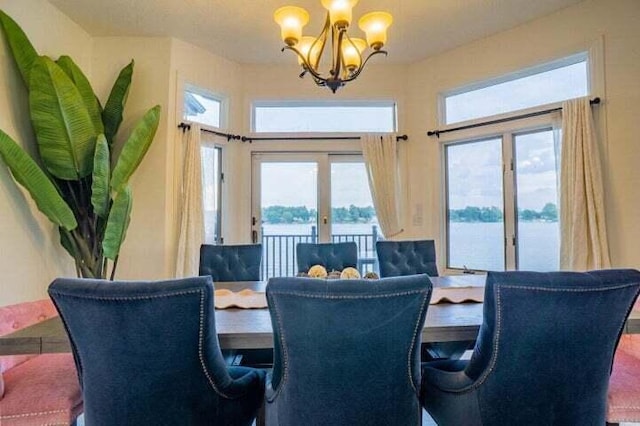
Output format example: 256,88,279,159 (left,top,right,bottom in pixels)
168,38,243,250
405,0,640,270
1,0,639,306
91,37,173,280
0,0,92,305
226,63,409,243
